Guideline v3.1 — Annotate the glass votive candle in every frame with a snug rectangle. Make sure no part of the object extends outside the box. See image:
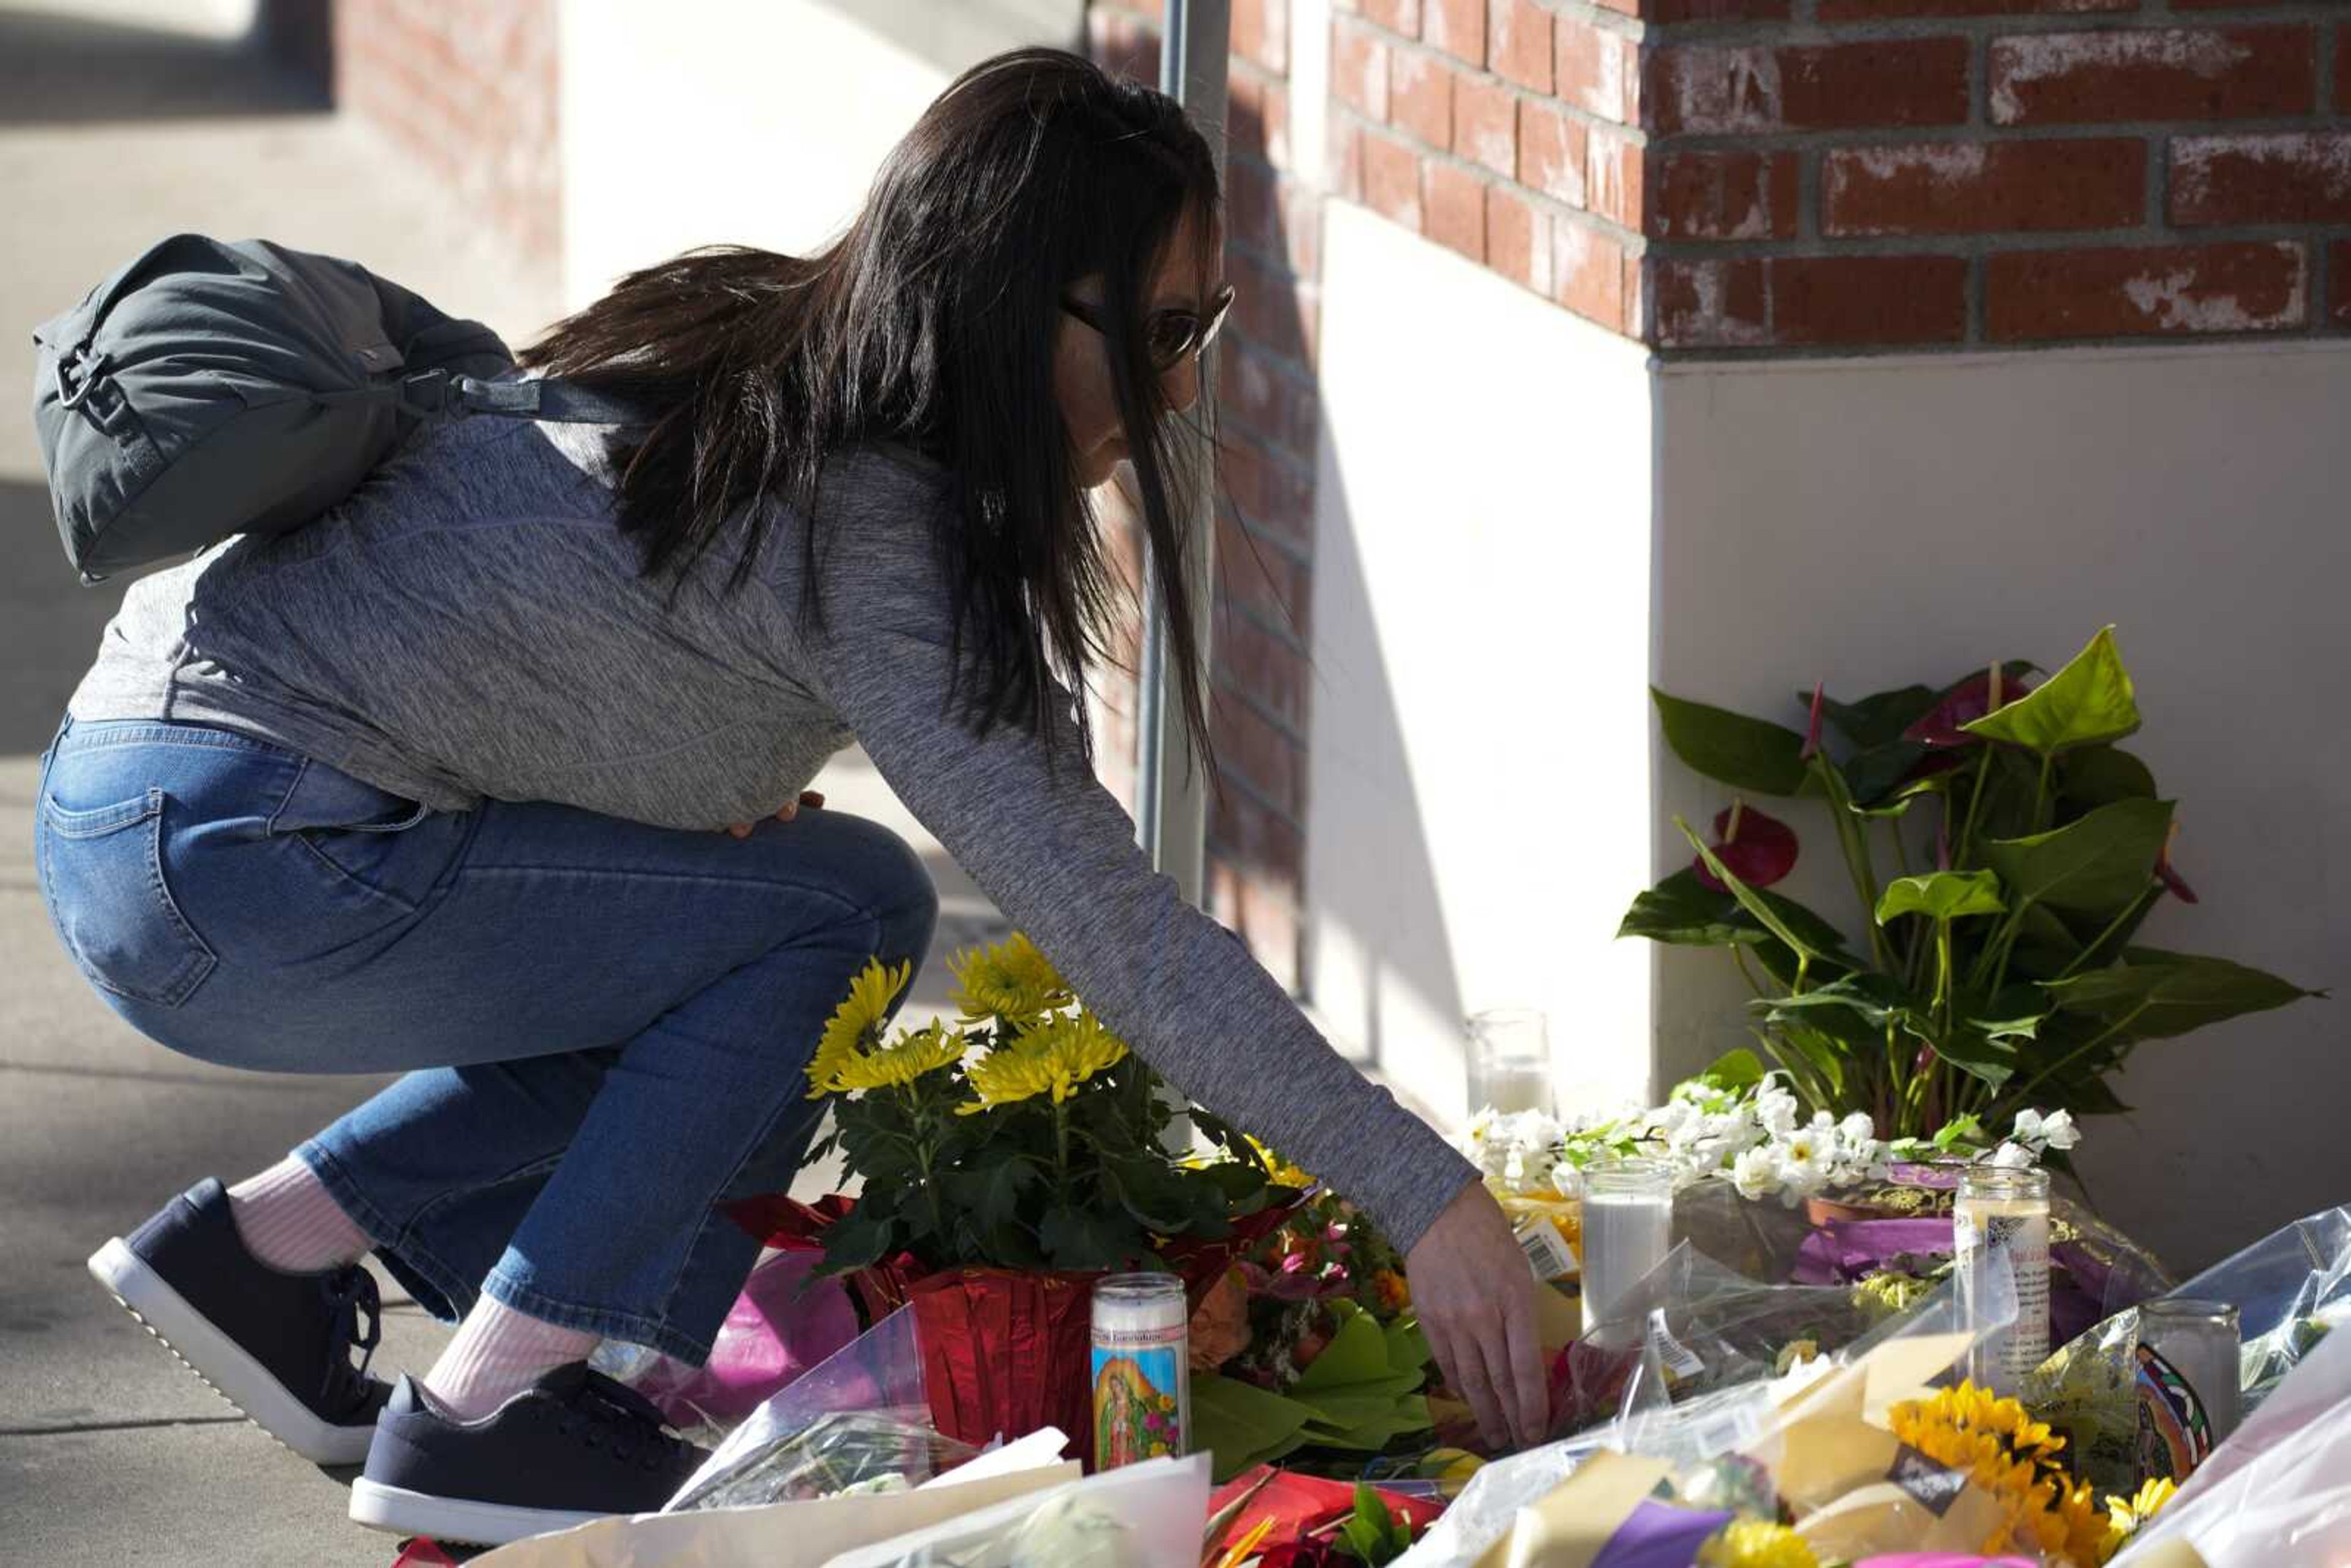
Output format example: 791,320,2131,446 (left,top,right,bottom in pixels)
2137,1296,2243,1480
1464,1007,1554,1118
1580,1157,1675,1332
1956,1165,2052,1397
1090,1274,1189,1470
